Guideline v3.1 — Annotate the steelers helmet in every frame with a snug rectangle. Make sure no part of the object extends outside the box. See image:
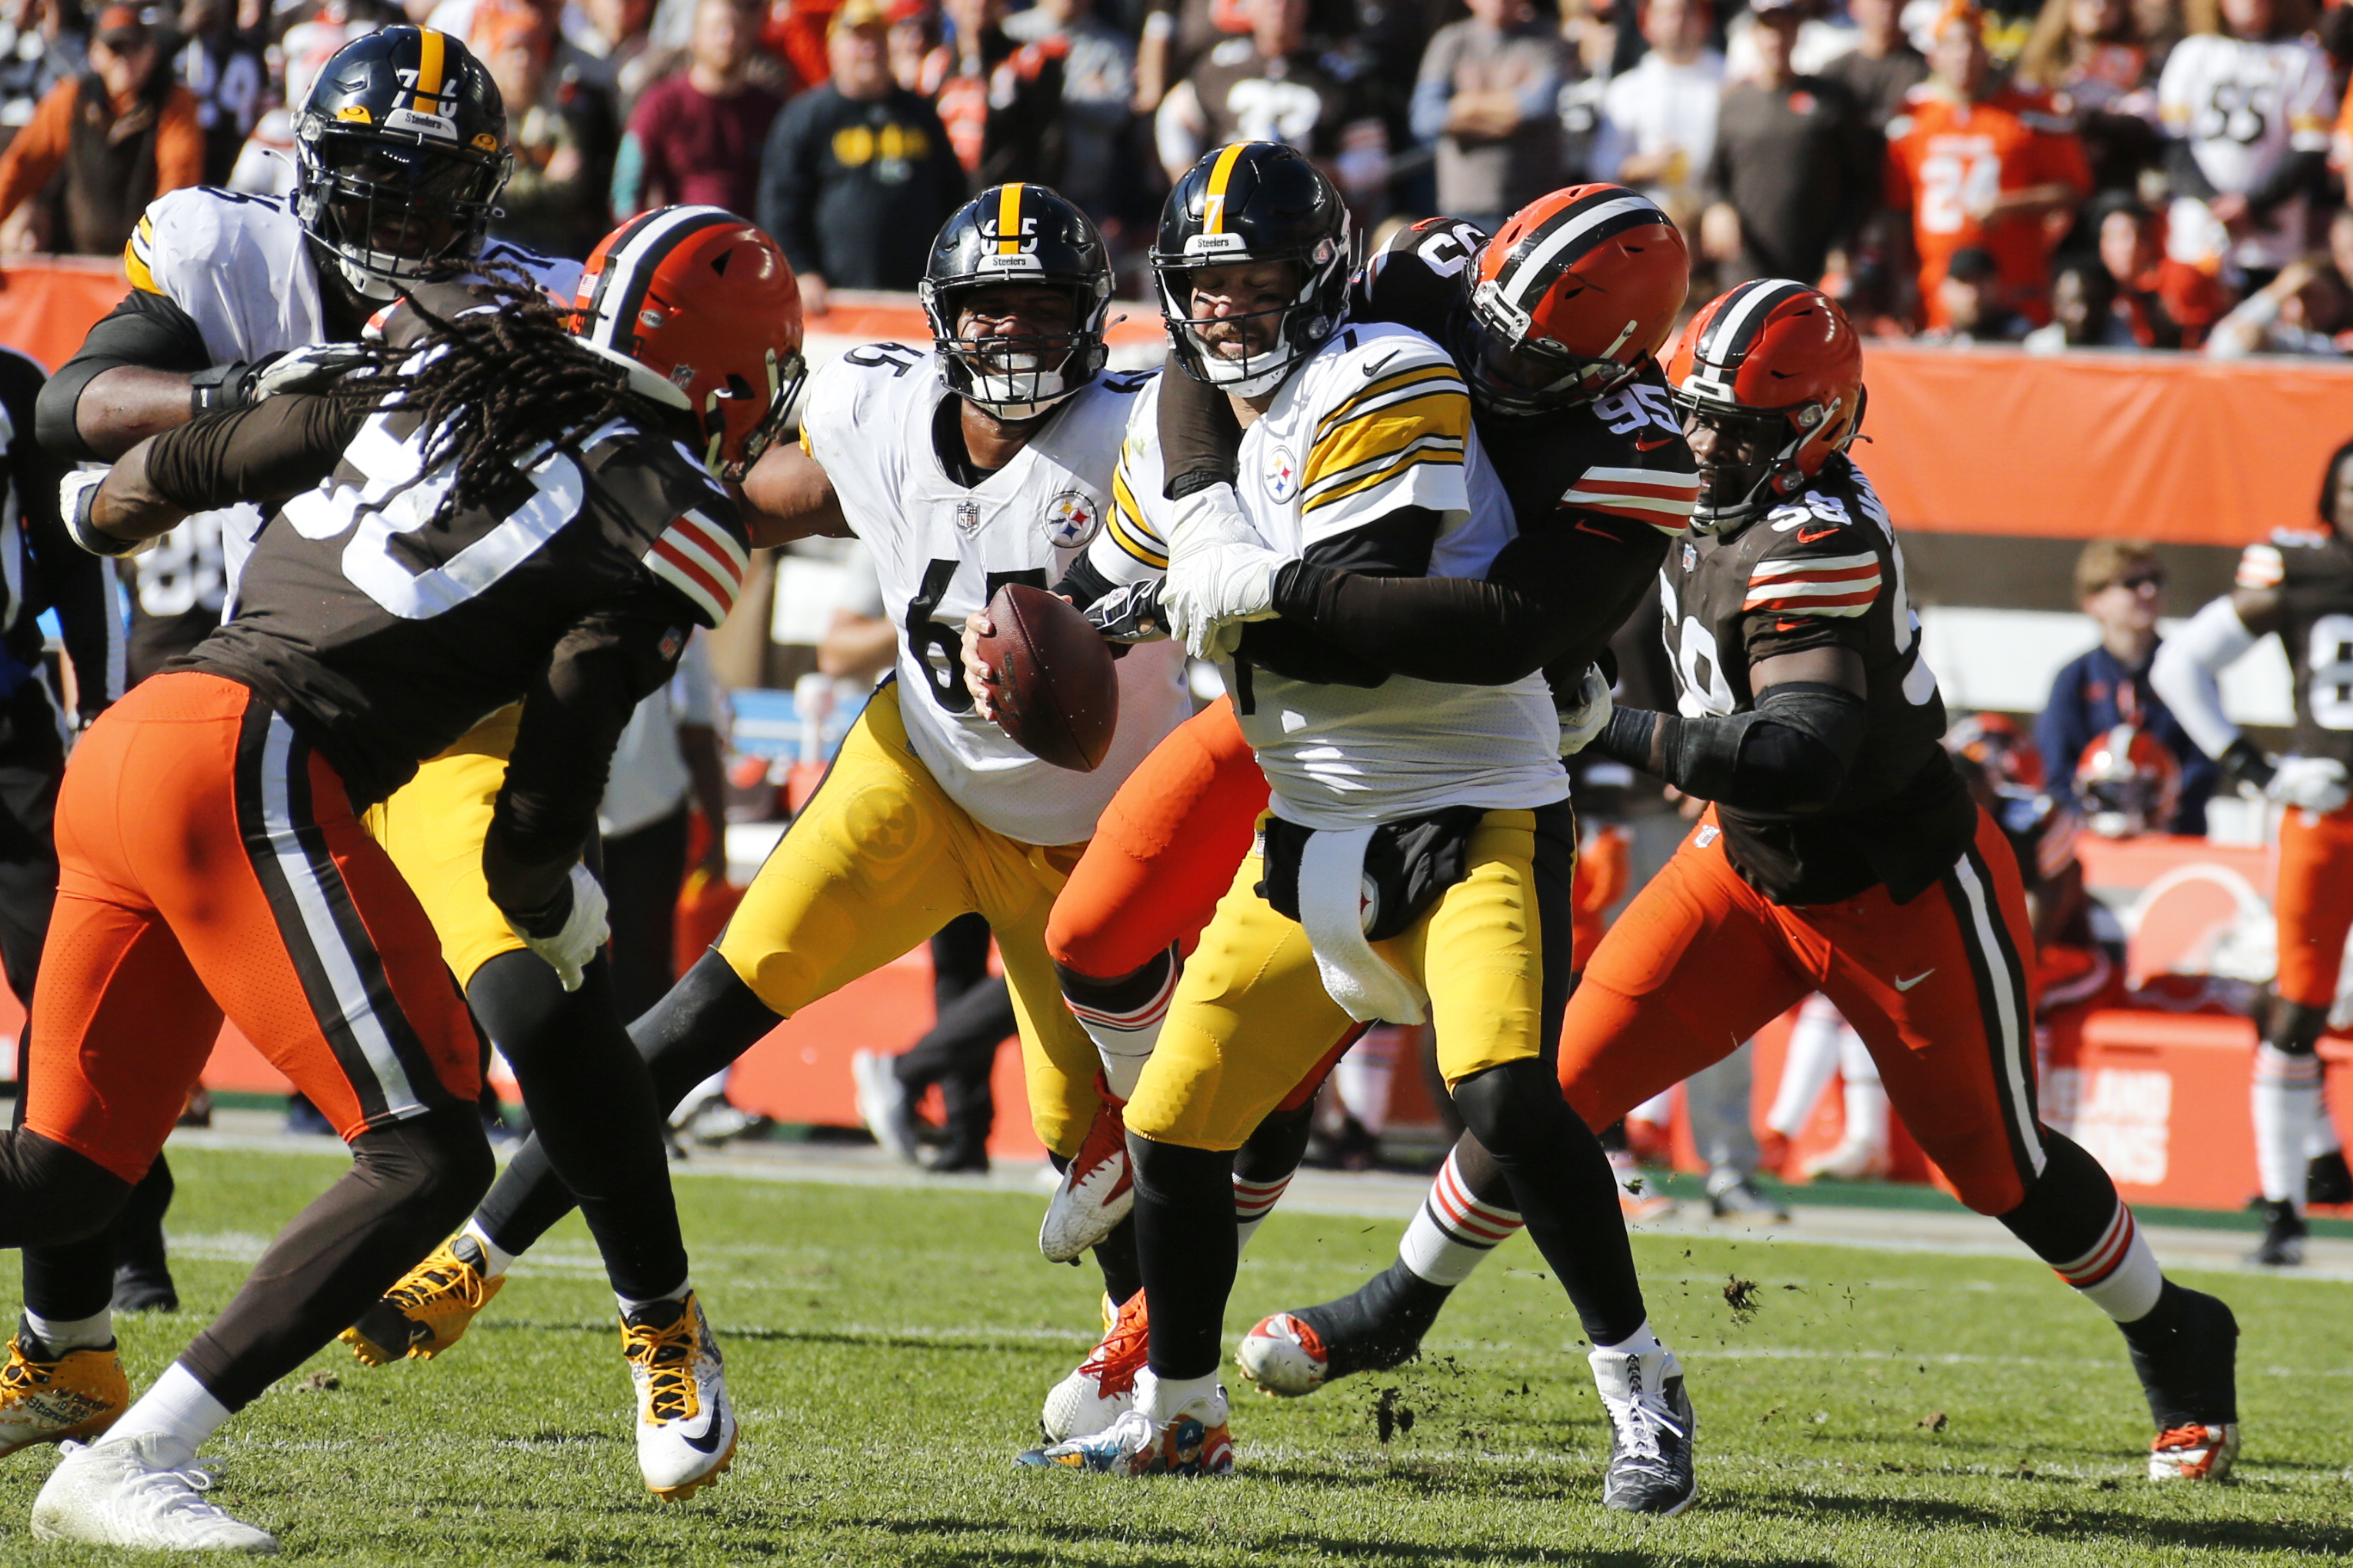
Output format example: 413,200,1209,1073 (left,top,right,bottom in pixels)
294,25,512,301
1150,141,1350,396
919,184,1112,422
